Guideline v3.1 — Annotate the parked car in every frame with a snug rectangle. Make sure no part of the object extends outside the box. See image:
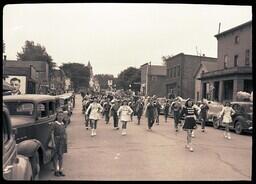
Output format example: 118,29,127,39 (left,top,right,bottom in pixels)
196,101,223,126
212,101,253,134
3,103,33,180
3,94,59,179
